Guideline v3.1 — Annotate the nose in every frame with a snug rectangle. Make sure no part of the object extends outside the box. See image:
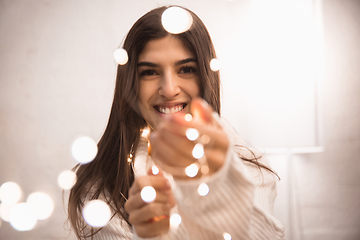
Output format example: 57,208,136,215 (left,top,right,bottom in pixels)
158,71,180,99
